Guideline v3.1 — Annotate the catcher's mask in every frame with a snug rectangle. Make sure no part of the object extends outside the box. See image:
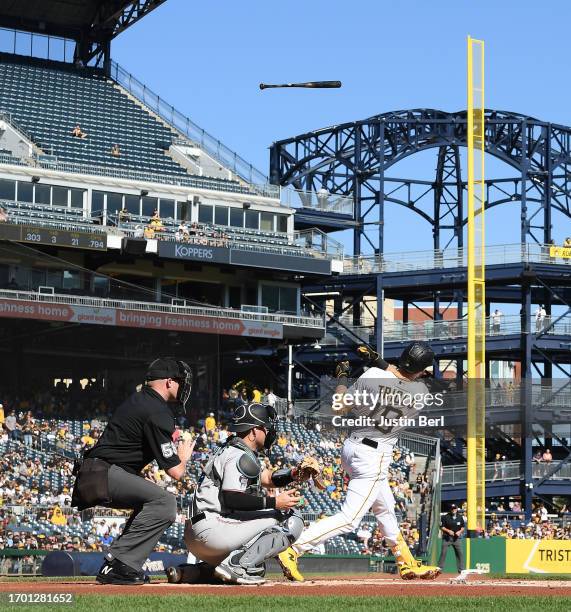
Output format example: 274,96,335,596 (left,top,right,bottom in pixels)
145,358,193,408
229,402,277,450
